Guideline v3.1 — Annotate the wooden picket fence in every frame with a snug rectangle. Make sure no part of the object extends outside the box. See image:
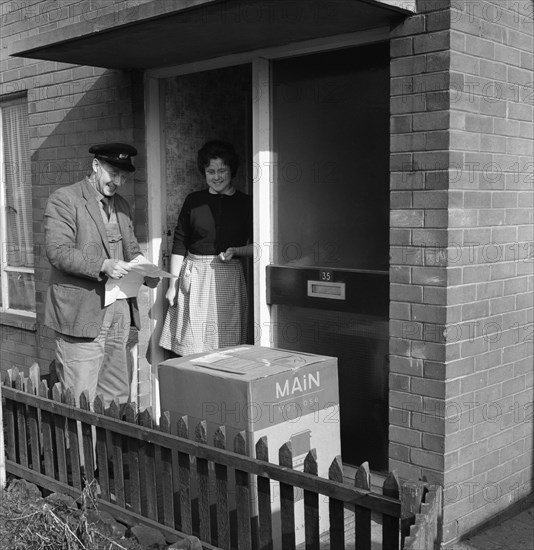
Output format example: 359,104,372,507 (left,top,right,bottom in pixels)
1,365,441,549
403,484,442,550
